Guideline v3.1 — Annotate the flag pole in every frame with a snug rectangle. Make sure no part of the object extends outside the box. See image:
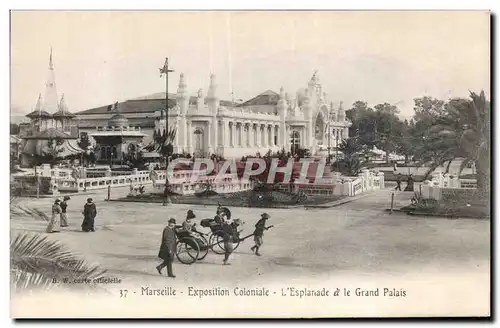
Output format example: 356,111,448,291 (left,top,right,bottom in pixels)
160,57,174,206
